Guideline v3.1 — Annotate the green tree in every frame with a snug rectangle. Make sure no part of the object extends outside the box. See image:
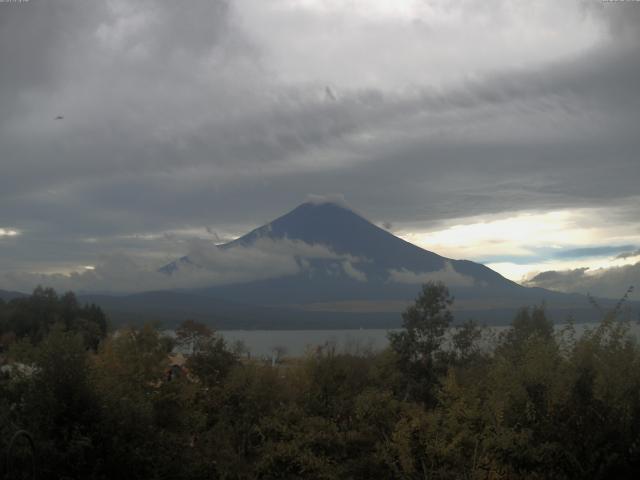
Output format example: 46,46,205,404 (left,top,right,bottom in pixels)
91,324,175,479
0,287,108,350
186,334,238,387
388,281,454,404
22,325,101,479
451,319,484,365
175,318,212,354
497,305,553,361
